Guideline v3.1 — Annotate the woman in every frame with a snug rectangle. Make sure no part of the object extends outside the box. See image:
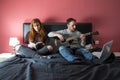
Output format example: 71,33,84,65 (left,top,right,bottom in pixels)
14,18,53,58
